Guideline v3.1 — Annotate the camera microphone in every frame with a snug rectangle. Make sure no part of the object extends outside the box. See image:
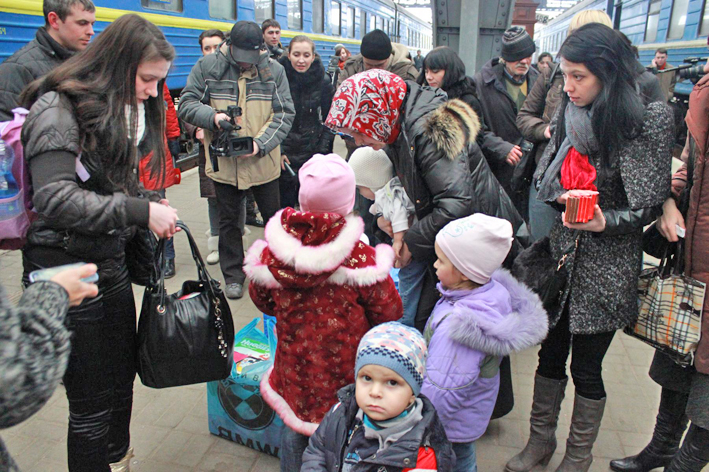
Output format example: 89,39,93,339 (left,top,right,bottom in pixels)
219,120,235,131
